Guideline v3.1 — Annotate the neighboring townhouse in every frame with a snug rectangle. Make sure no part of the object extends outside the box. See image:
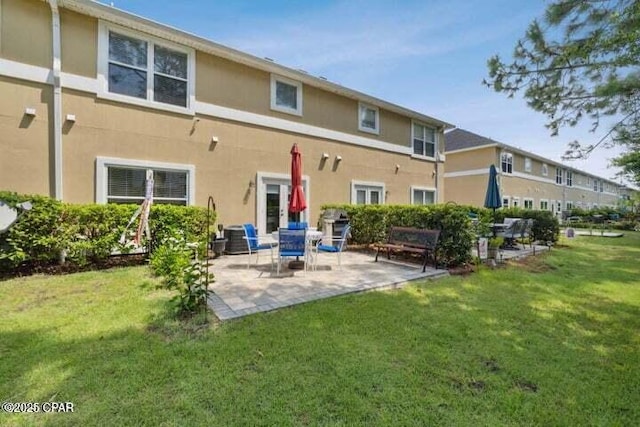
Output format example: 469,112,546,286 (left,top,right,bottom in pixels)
0,0,452,233
444,129,626,215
